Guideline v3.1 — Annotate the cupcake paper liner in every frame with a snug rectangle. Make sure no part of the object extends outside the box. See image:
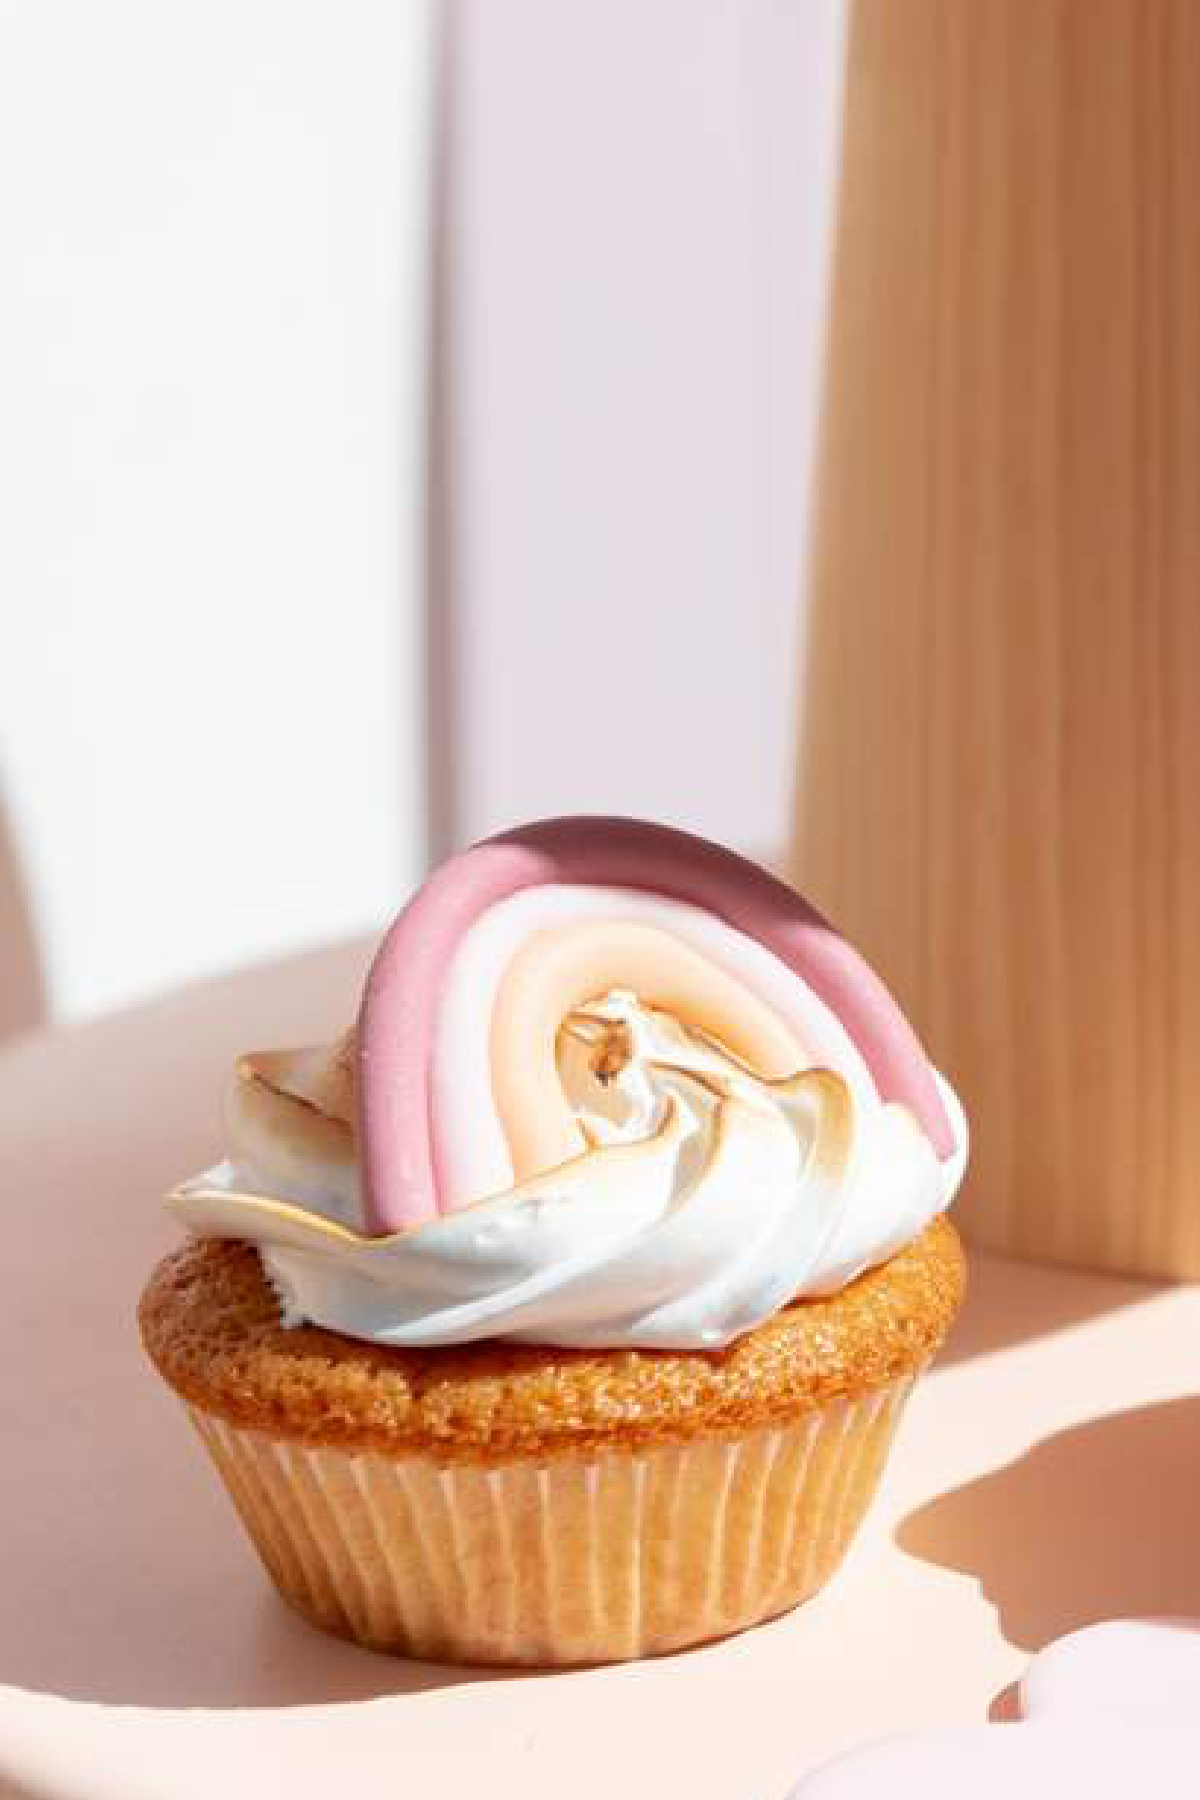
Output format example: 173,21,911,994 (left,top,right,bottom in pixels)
189,1373,917,1666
